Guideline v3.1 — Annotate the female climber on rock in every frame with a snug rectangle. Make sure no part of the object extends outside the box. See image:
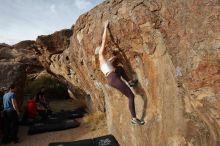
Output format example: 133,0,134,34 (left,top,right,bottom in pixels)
98,21,144,125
